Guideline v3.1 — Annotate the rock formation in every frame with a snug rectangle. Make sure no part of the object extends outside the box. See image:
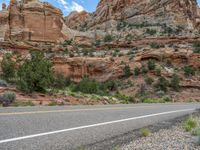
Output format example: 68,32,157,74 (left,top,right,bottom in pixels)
64,11,89,30
84,0,200,32
1,0,66,43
